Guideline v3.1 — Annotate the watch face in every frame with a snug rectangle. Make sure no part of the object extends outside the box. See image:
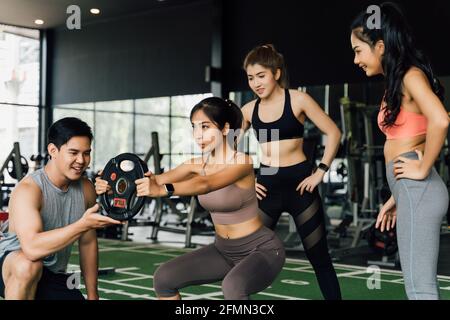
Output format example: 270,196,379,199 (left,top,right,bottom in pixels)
166,184,174,192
